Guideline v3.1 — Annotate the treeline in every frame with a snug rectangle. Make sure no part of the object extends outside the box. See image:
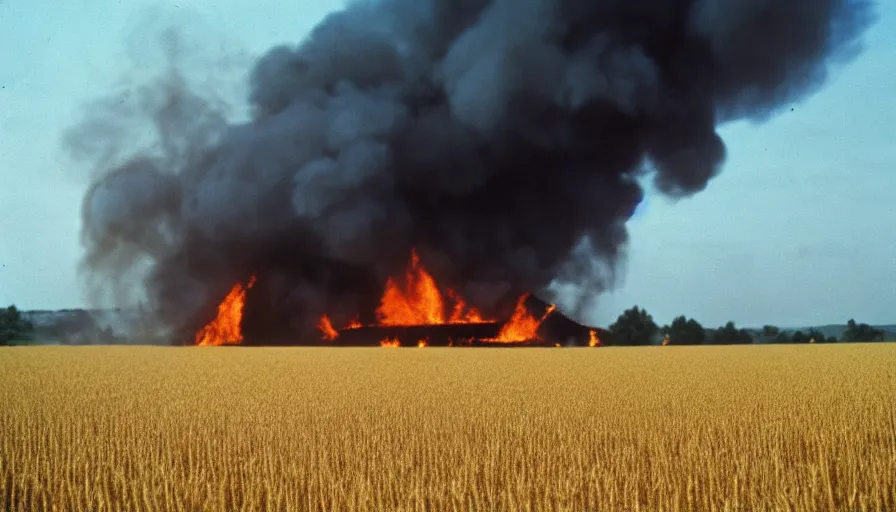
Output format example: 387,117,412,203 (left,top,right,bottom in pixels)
0,305,125,346
0,305,35,345
1,303,890,346
607,306,888,346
